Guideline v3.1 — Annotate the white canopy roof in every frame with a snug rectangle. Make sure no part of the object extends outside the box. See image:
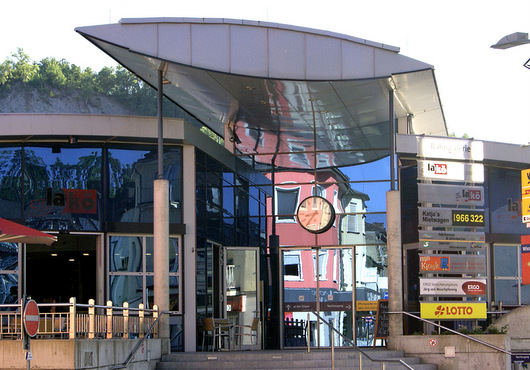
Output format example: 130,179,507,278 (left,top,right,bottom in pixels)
77,18,447,169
